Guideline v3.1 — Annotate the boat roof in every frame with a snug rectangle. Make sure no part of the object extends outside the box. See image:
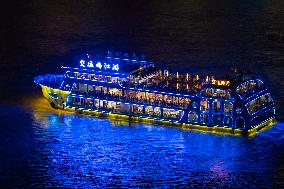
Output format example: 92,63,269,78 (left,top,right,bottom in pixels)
62,53,154,78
